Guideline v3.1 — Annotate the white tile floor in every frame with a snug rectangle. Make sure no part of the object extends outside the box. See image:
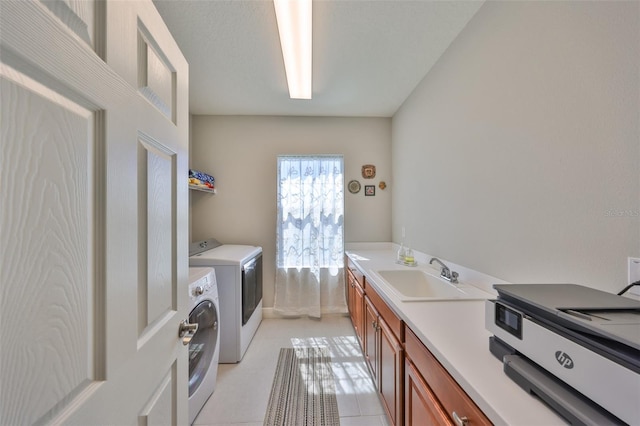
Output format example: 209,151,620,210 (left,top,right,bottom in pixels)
193,315,389,426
